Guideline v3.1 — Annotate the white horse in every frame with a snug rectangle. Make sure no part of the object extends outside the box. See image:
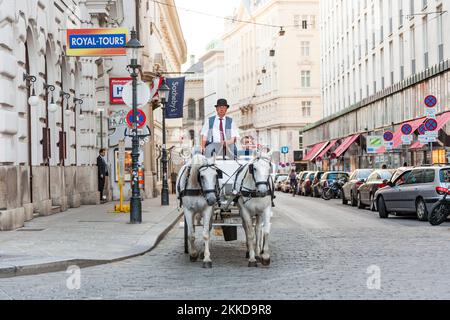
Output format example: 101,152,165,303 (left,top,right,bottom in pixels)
176,154,220,268
233,155,274,267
